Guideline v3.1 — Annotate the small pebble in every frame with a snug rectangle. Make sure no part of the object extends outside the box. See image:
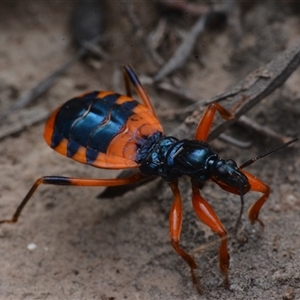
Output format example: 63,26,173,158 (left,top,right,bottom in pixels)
27,243,37,251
